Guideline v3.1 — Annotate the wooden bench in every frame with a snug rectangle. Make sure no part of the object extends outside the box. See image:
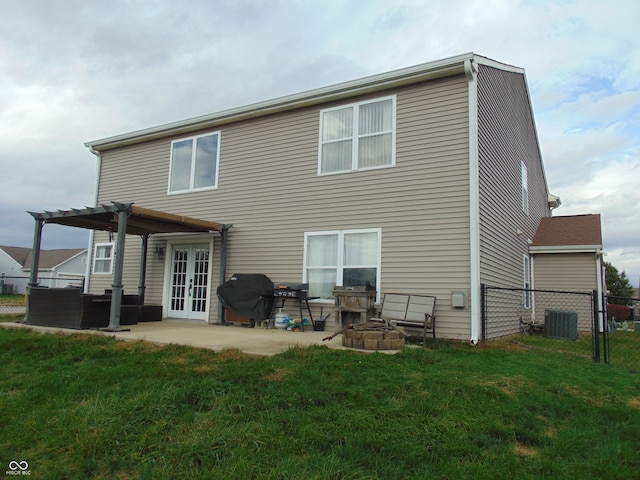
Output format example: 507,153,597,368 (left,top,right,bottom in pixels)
370,293,436,343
